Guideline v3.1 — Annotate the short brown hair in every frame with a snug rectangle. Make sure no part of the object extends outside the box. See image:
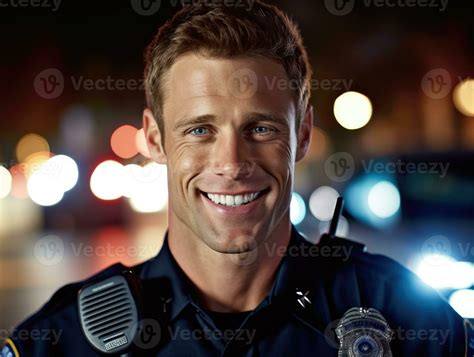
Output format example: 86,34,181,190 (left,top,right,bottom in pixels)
144,0,312,145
